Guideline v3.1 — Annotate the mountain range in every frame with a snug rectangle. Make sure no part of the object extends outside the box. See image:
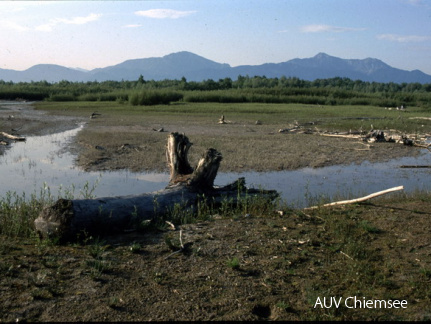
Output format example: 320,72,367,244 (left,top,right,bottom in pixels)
1,51,430,84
